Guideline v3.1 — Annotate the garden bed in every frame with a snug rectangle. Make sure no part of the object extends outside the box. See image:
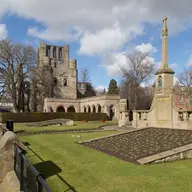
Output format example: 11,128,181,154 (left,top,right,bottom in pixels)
15,127,117,136
80,127,192,164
